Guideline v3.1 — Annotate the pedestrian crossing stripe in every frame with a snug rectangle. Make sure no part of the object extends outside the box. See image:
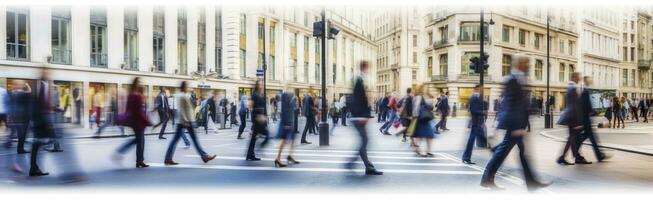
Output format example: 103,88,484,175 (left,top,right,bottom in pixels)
186,152,451,160
187,155,467,167
149,163,482,175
